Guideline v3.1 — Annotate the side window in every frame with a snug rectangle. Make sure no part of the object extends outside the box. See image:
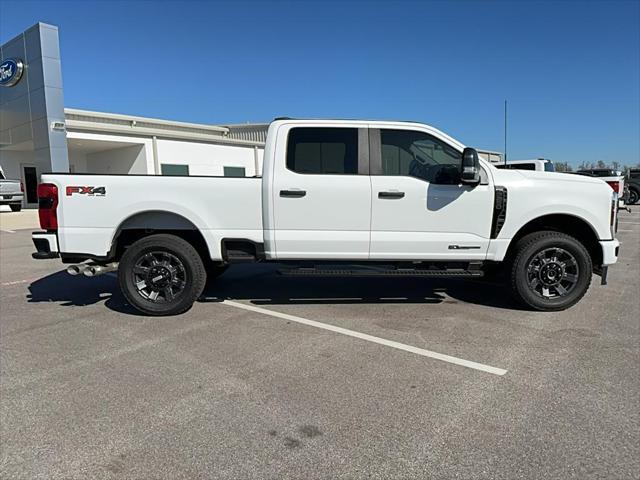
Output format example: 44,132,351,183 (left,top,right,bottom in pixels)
286,127,358,175
380,129,462,184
